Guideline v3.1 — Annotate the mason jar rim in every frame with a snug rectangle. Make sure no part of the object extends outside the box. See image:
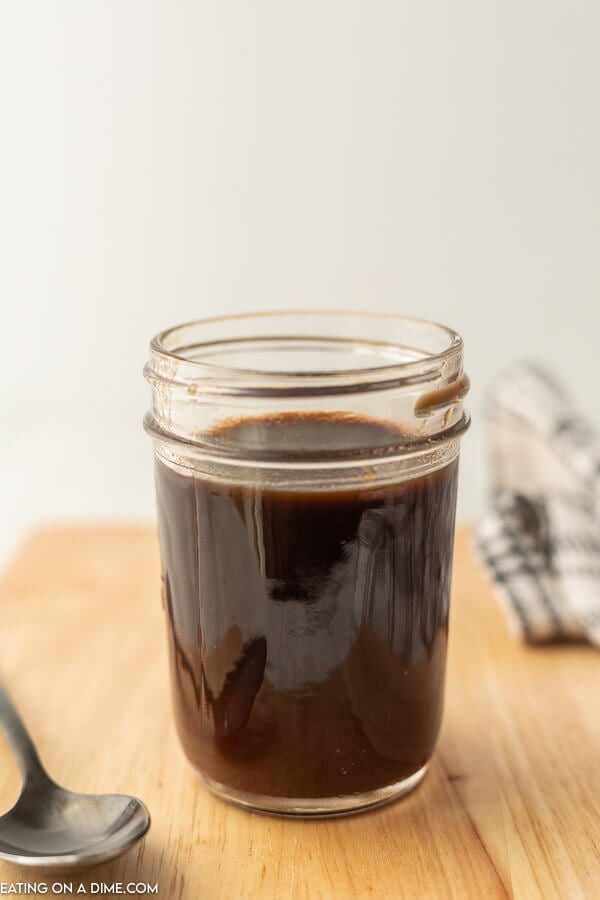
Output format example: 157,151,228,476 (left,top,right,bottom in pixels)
147,310,463,399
